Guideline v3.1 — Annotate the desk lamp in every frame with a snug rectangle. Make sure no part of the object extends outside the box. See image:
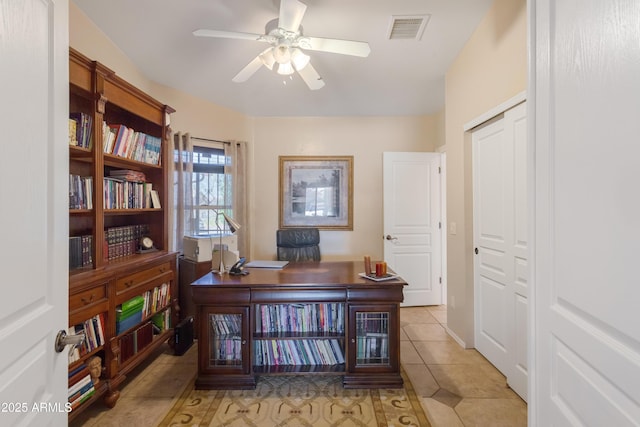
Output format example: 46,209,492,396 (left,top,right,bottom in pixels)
213,212,241,274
